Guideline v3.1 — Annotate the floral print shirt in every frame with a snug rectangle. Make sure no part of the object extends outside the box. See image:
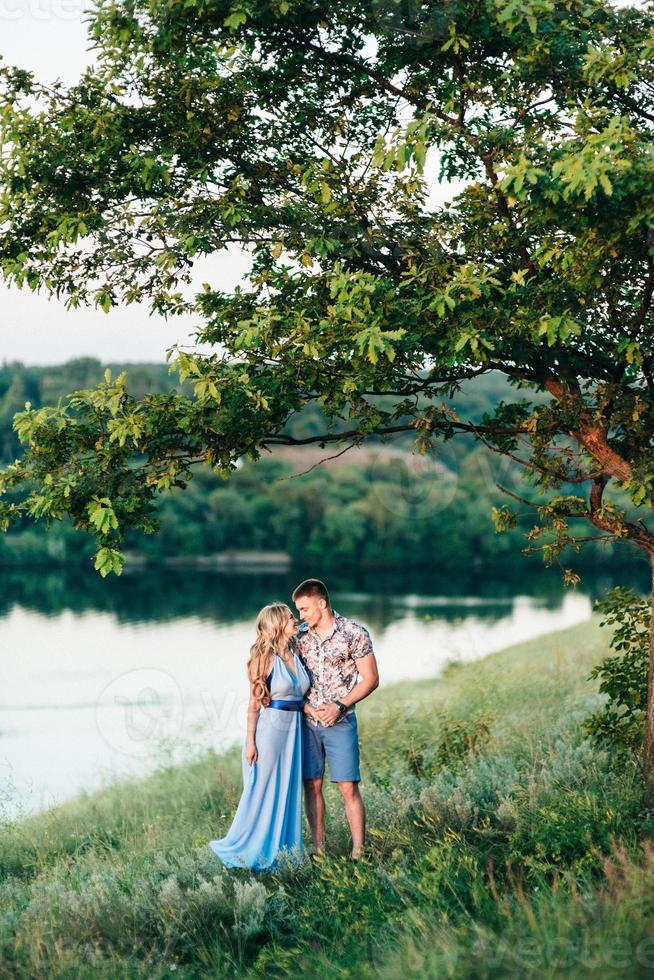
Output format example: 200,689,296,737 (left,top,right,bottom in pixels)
296,610,374,709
